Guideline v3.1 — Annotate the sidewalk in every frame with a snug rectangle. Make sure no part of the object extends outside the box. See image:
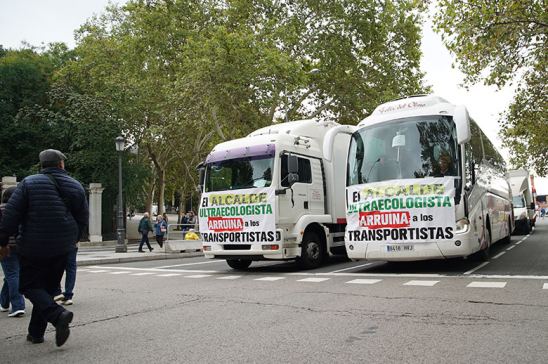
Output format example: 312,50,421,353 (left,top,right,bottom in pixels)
78,241,203,266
